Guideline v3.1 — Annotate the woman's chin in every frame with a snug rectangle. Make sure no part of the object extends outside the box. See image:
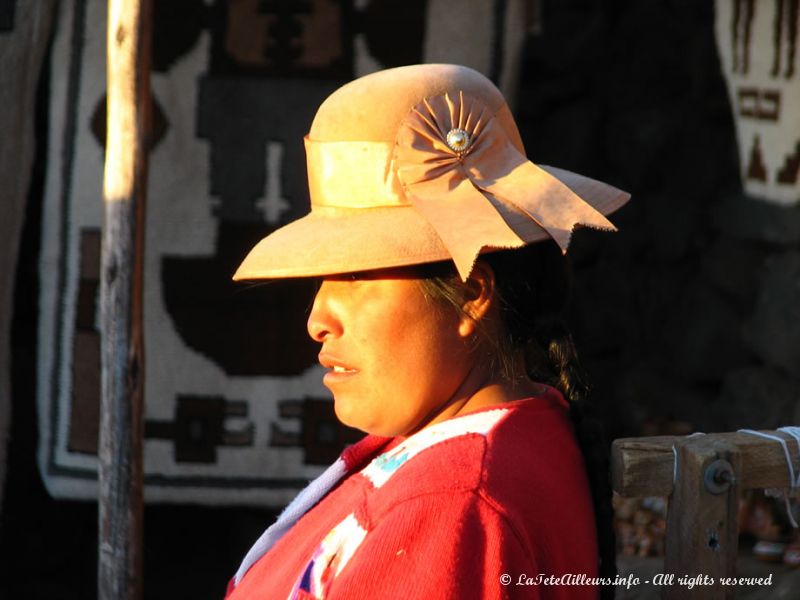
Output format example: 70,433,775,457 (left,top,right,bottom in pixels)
332,396,367,433
333,398,401,437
